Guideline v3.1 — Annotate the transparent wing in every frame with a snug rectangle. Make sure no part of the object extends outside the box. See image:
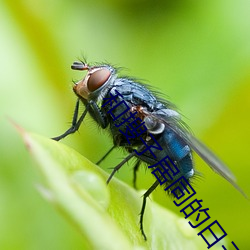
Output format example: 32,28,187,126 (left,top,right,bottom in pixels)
150,110,248,198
